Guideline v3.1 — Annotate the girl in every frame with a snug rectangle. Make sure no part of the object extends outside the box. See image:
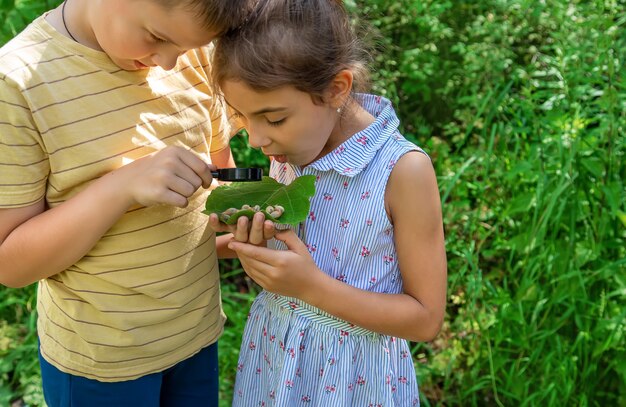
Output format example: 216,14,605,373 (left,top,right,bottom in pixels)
211,0,447,405
0,0,253,405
